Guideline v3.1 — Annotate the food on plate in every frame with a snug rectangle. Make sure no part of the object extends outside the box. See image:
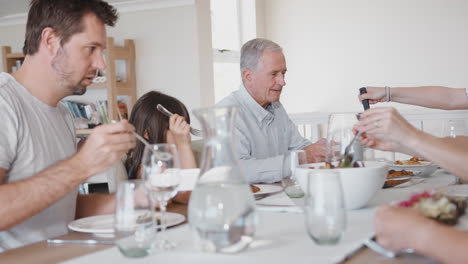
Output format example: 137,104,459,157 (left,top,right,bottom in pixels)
394,156,427,166
387,169,414,178
384,169,414,188
398,191,467,225
250,184,260,193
